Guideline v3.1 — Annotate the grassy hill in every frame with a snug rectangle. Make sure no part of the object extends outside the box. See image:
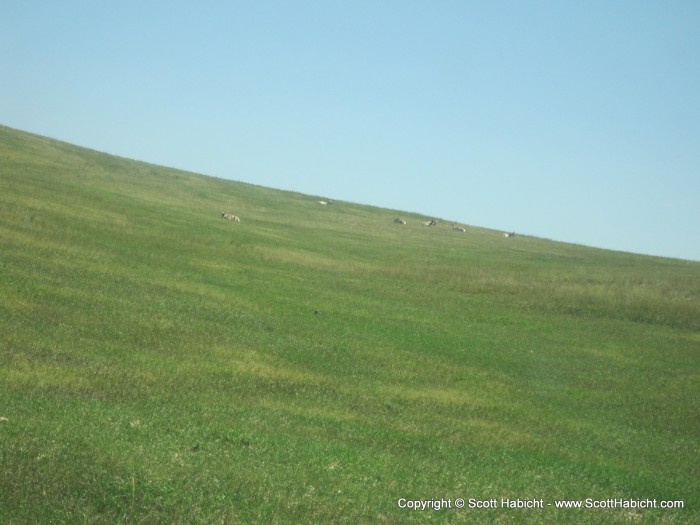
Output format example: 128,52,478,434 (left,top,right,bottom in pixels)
1,124,698,524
